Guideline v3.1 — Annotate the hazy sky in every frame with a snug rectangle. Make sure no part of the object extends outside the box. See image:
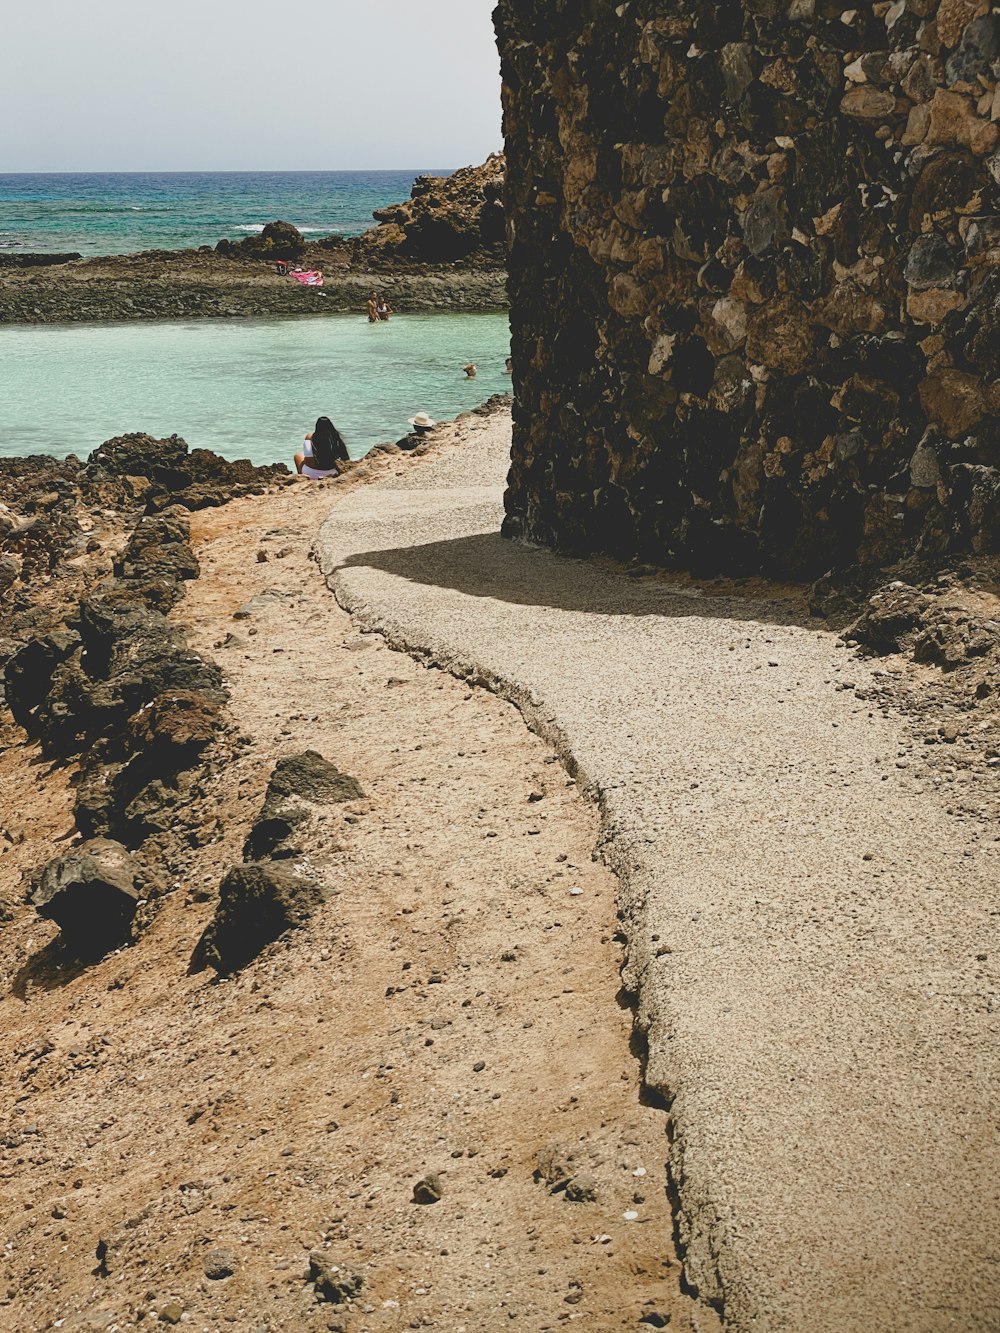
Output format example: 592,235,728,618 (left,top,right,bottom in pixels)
1,0,503,171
